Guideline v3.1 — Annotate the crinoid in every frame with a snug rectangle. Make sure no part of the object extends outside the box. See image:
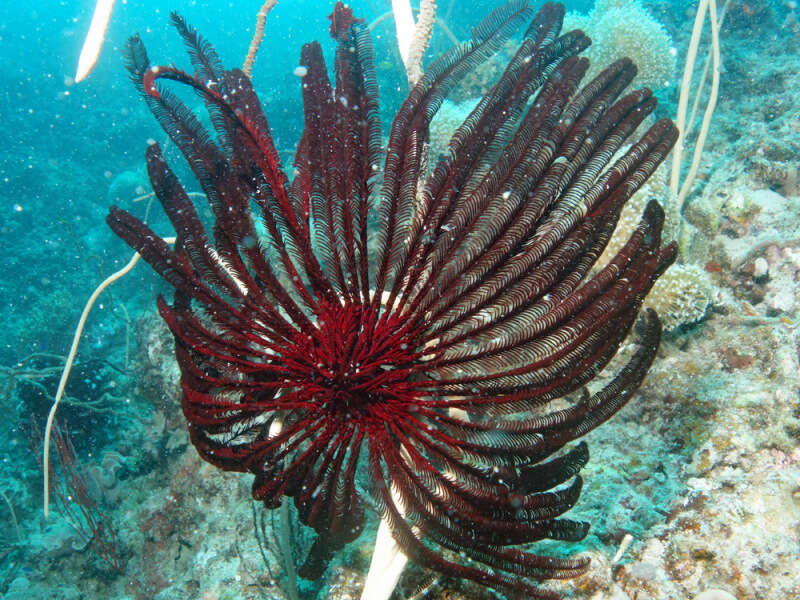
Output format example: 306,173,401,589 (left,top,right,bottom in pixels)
108,1,677,596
